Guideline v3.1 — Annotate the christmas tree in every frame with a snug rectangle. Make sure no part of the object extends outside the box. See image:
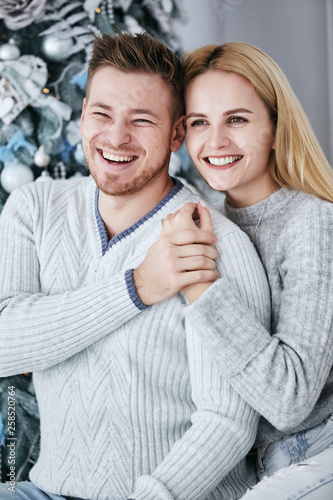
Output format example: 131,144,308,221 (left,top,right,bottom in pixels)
0,0,184,482
0,0,184,212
